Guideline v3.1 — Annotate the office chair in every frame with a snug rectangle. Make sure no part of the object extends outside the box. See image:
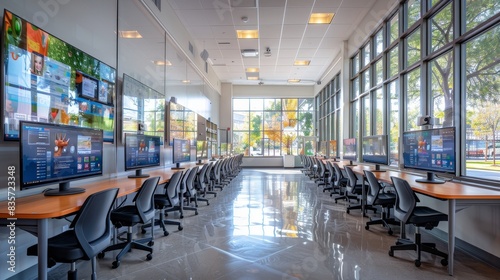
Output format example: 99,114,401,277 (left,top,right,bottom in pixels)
195,163,212,205
98,176,160,268
183,166,201,211
331,162,349,200
27,188,119,280
343,166,377,214
141,171,184,236
363,170,399,235
322,161,337,193
388,176,448,267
